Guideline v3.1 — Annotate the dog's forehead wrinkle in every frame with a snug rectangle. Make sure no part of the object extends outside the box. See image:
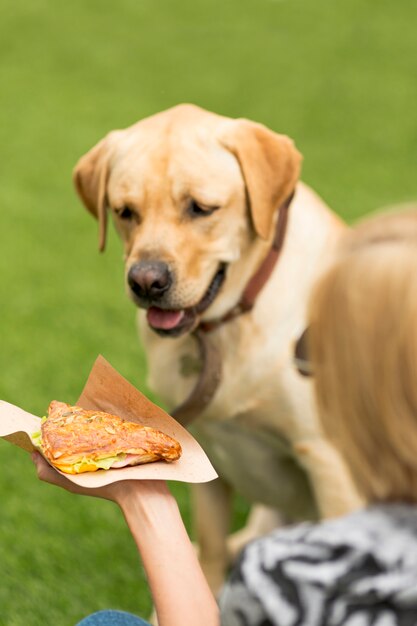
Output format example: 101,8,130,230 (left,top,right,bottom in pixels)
171,178,230,209
108,175,143,209
168,151,243,208
110,161,172,212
